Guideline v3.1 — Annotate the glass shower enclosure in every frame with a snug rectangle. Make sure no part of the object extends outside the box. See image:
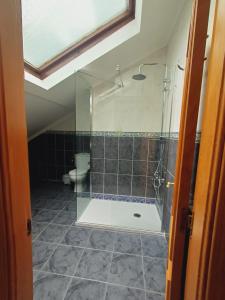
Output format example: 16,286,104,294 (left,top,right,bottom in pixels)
73,65,176,234
74,72,92,221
